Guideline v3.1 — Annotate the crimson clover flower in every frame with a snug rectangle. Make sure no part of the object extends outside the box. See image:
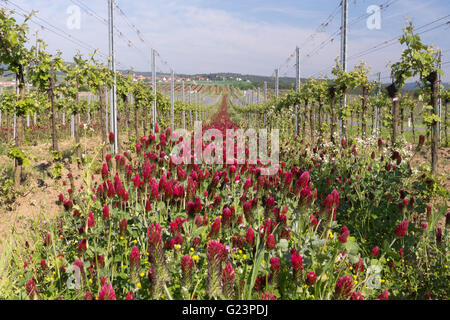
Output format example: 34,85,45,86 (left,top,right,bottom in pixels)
206,240,227,298
147,223,170,282
181,255,194,290
221,263,235,299
395,221,409,238
334,276,353,300
129,246,141,285
291,253,303,284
